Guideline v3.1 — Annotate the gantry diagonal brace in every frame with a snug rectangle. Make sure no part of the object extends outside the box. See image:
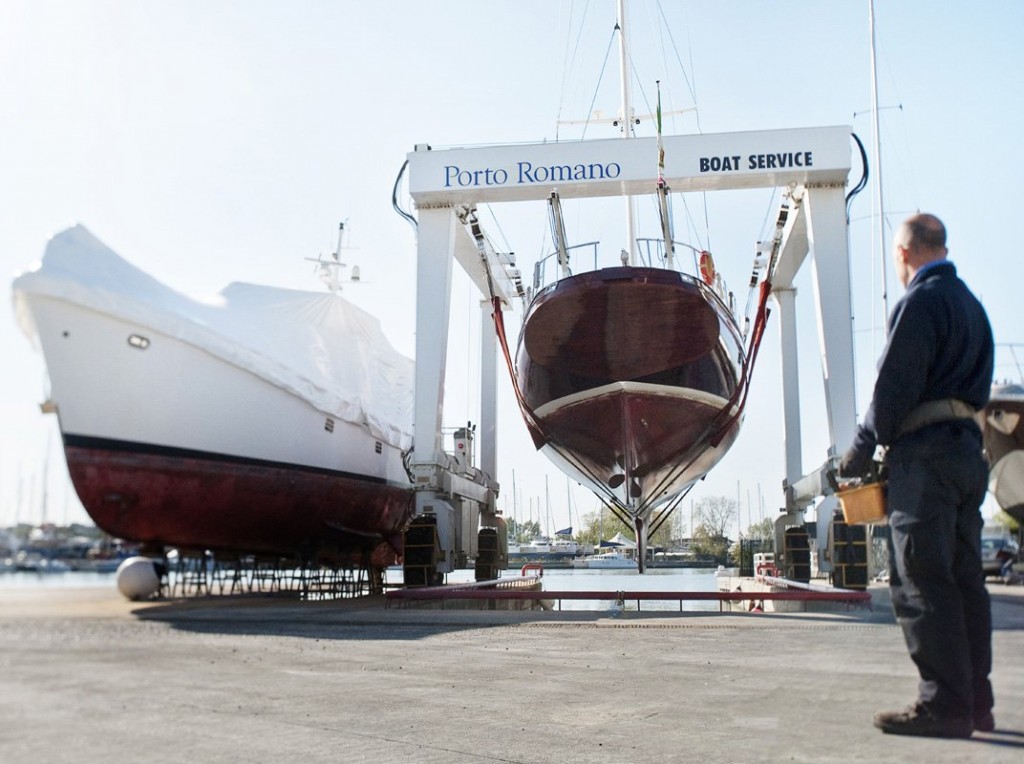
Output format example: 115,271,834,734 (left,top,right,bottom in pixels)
454,204,525,308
